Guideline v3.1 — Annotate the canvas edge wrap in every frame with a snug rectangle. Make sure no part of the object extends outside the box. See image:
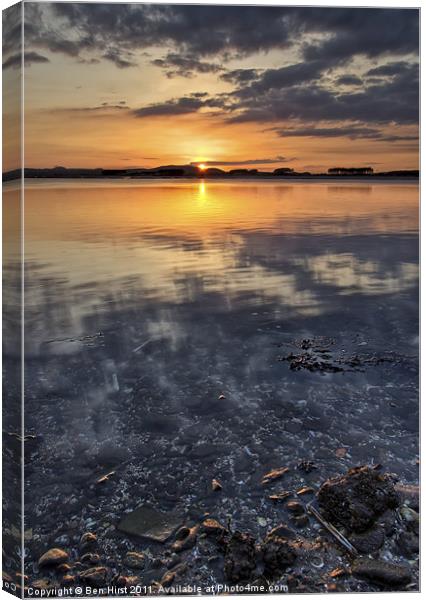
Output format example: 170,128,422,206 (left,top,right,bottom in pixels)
2,1,24,598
